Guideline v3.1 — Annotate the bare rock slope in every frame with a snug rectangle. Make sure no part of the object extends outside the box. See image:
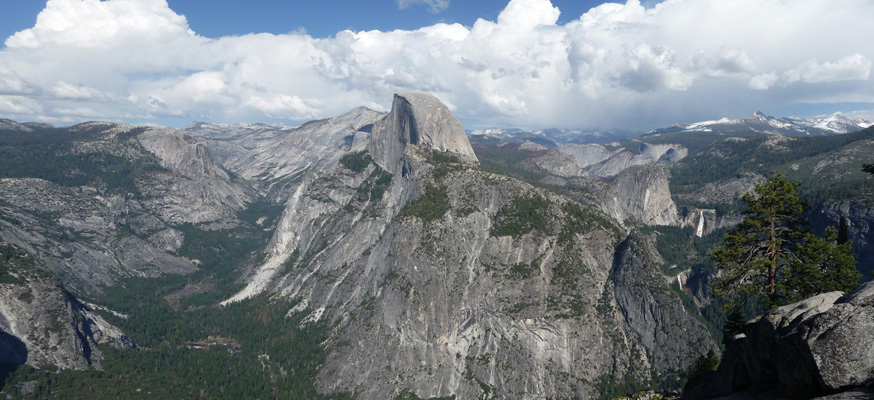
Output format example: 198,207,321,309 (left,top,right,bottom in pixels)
185,107,384,196
226,93,715,398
